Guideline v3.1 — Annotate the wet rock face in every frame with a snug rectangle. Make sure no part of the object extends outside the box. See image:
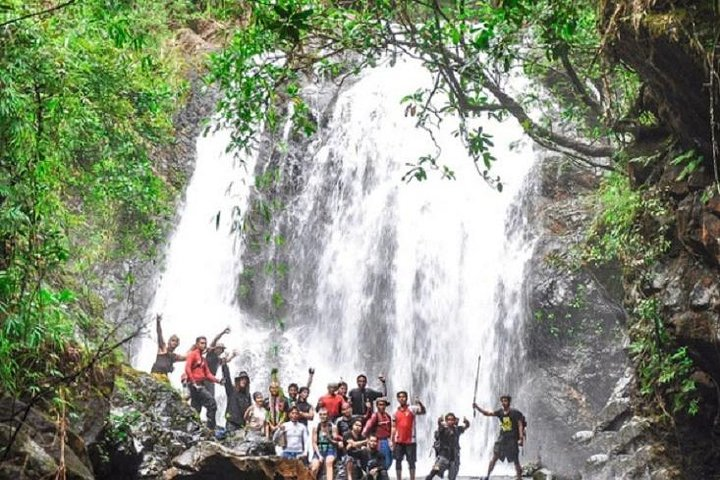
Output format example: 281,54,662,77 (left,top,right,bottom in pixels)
88,369,208,479
521,156,631,477
0,398,95,480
